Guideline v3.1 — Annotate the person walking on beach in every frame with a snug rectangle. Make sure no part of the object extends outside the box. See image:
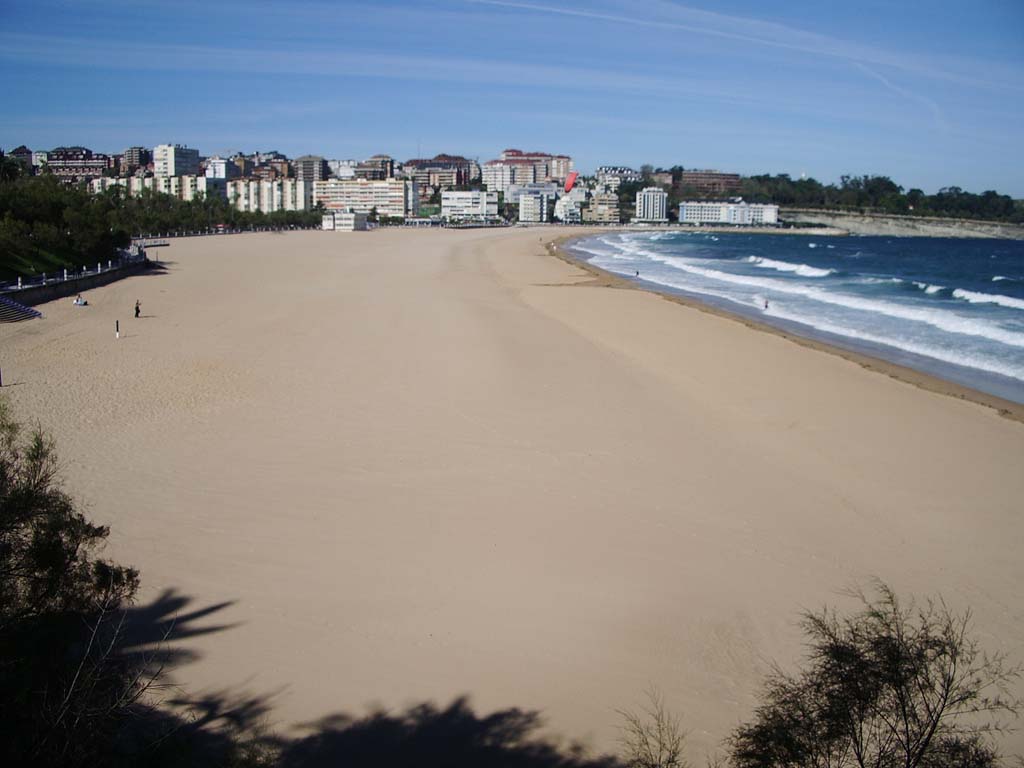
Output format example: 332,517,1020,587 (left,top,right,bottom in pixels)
134,300,141,318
